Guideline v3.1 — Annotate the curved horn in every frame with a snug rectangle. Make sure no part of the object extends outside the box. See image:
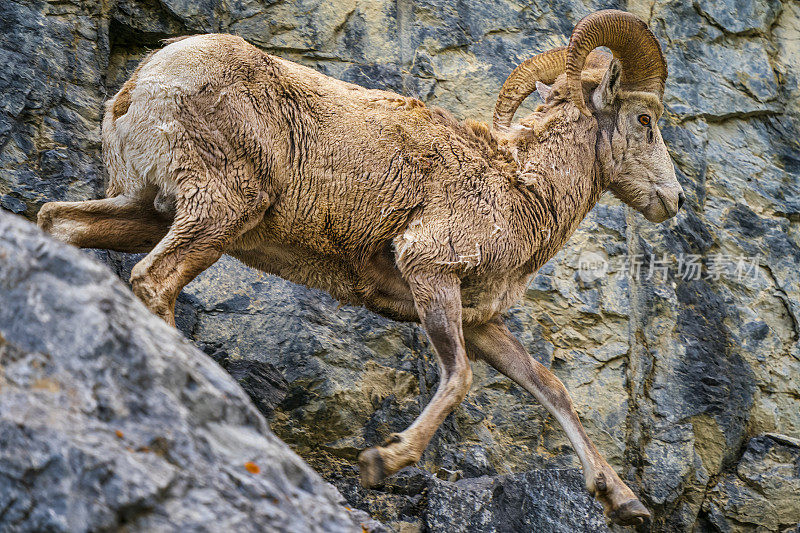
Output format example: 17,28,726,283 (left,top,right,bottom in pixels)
566,9,667,115
493,48,612,131
493,47,566,131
